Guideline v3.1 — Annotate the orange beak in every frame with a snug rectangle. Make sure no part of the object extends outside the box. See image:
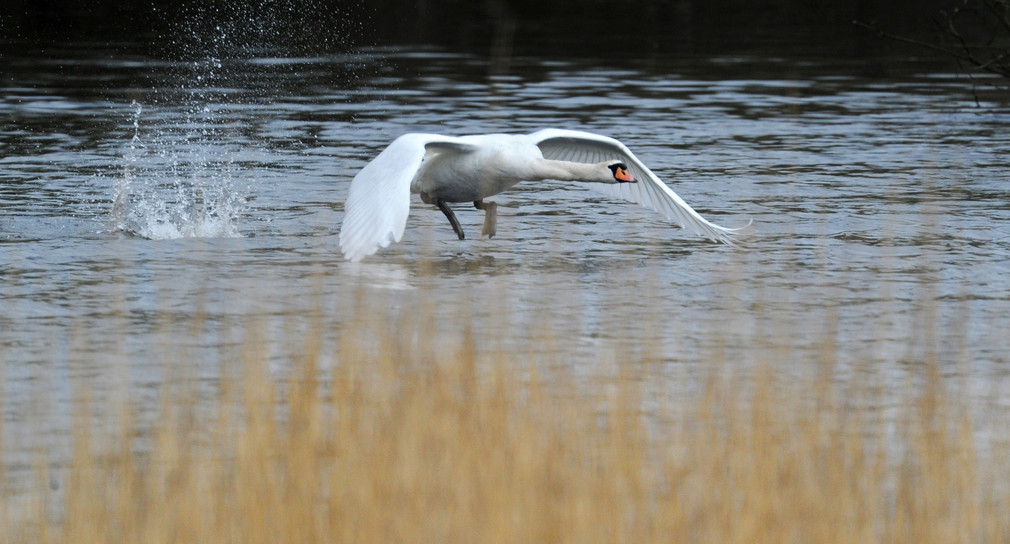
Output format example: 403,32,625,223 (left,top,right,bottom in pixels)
615,167,635,183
